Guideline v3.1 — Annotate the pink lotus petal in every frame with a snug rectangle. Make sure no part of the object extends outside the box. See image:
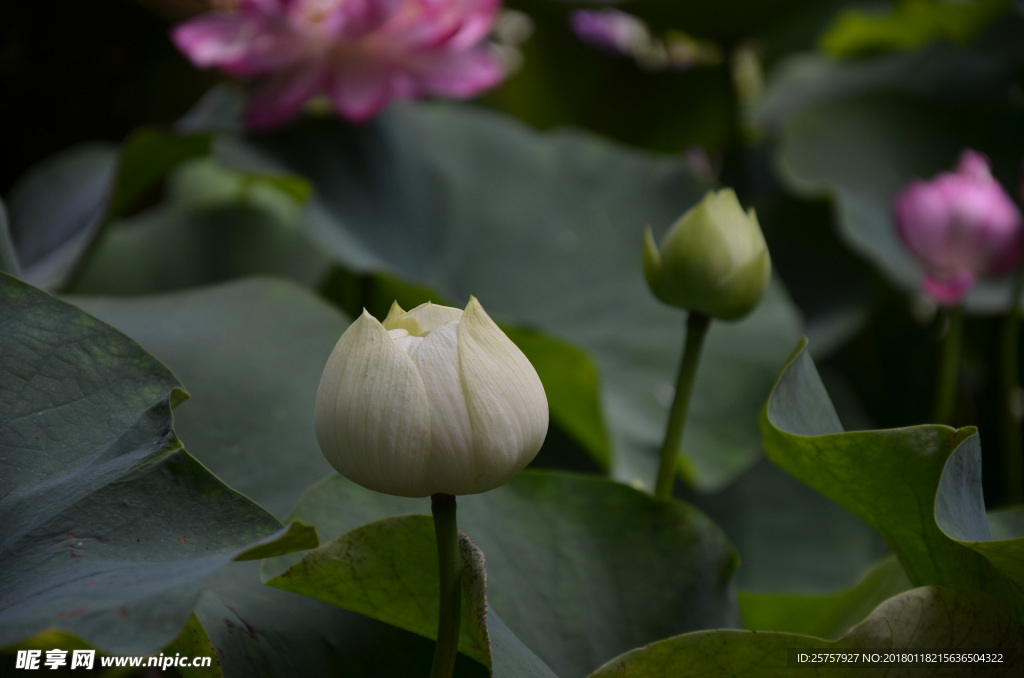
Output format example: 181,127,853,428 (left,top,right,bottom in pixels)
246,60,327,128
895,181,958,270
989,229,1024,276
383,2,464,51
173,15,251,68
319,0,388,38
243,0,290,17
411,46,503,96
923,271,975,306
956,149,992,181
432,0,501,50
226,34,308,76
328,60,395,121
351,0,476,51
174,14,305,76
